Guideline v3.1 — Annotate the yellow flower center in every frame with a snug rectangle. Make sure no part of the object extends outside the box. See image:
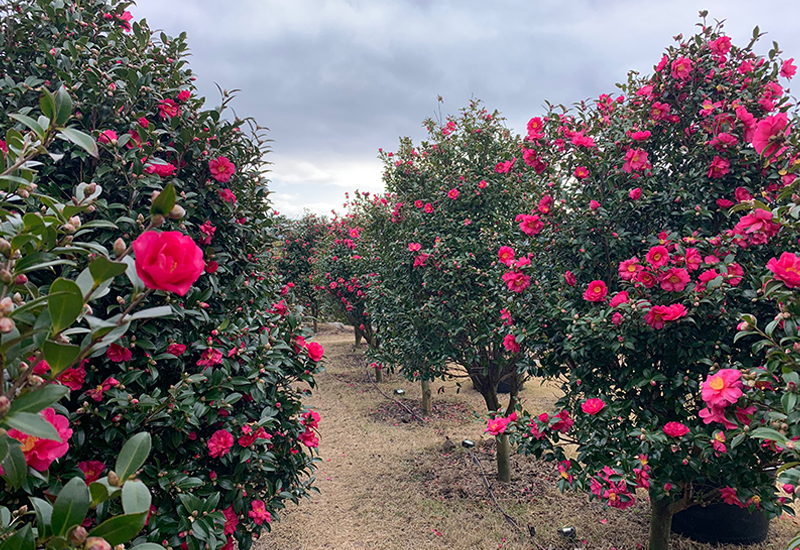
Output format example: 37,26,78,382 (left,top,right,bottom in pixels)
20,435,38,453
709,376,725,391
